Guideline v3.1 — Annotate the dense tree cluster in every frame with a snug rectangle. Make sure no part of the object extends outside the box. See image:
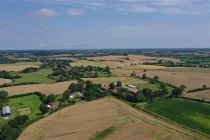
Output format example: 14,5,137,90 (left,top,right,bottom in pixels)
0,90,8,107
22,67,39,73
0,115,29,140
0,56,17,64
83,80,108,101
0,70,21,79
